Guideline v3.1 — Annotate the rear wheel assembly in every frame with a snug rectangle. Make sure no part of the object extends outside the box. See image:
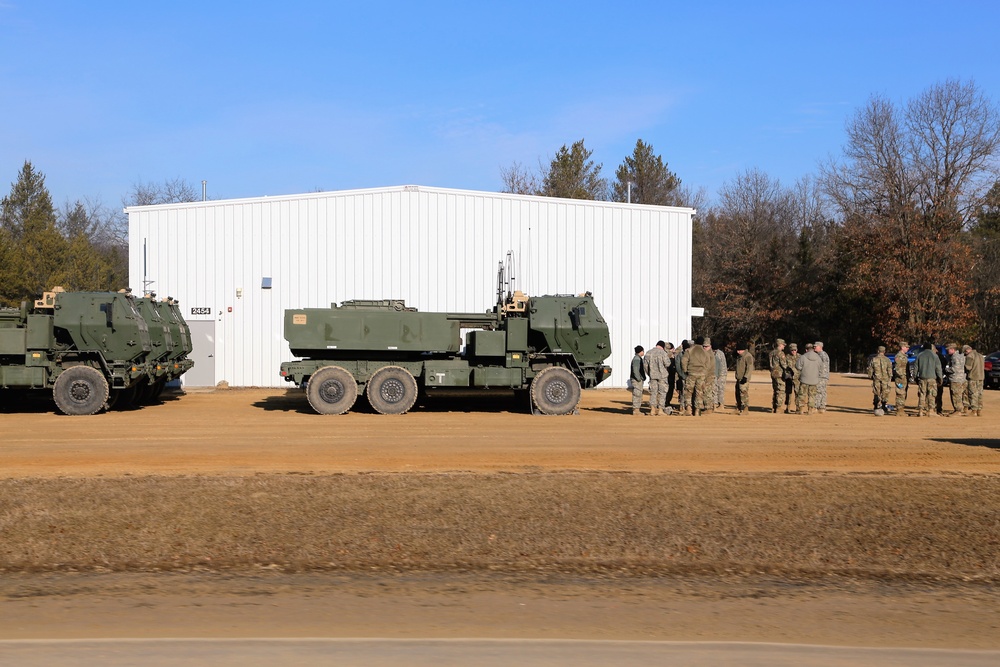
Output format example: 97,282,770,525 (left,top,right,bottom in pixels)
366,365,418,415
